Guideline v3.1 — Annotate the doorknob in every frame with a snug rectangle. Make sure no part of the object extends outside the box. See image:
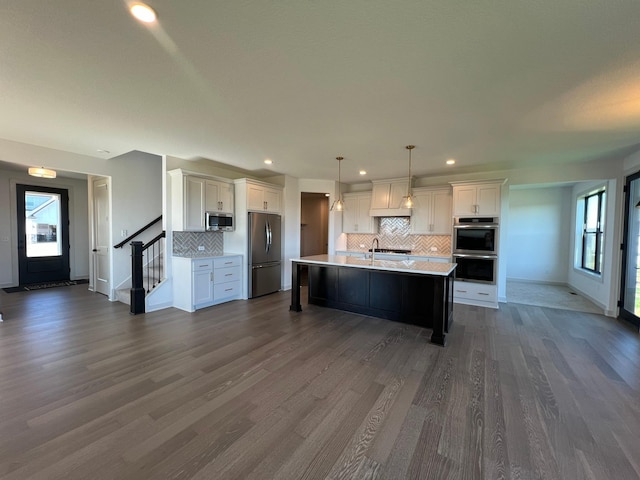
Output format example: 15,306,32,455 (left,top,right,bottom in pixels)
92,249,98,252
